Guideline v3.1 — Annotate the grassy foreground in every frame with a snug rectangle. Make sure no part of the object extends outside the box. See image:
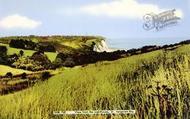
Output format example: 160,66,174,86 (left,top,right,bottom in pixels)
0,45,190,118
